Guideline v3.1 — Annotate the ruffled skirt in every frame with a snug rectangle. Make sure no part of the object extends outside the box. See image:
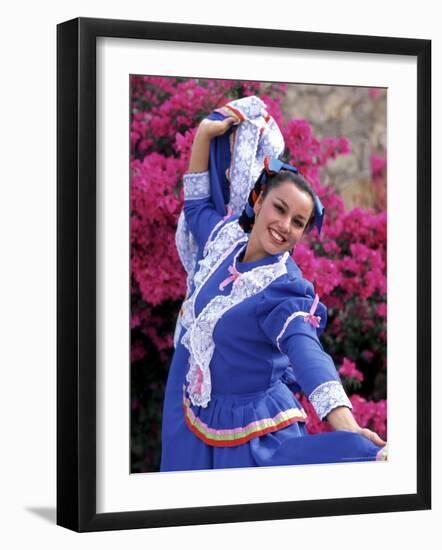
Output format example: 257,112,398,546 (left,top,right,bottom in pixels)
160,344,387,472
